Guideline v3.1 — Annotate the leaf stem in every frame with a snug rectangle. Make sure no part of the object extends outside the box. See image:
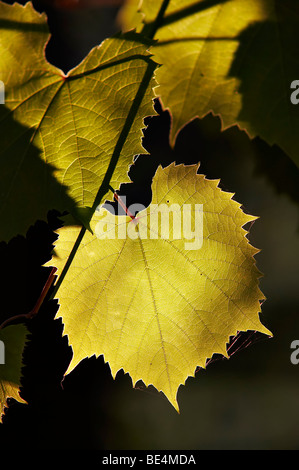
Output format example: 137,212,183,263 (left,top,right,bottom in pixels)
114,192,135,219
91,60,156,214
51,0,170,300
51,59,156,299
0,267,57,330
